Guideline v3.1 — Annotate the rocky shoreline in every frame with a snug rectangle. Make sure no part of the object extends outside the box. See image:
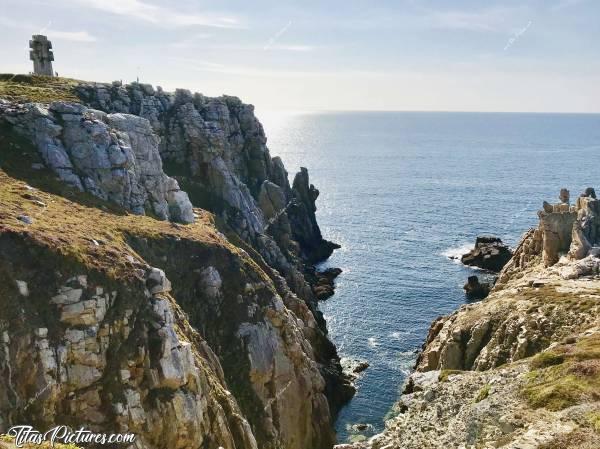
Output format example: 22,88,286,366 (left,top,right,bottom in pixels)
0,75,352,449
340,188,600,448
